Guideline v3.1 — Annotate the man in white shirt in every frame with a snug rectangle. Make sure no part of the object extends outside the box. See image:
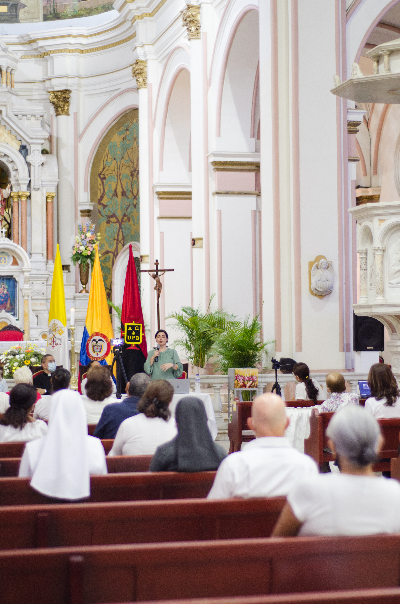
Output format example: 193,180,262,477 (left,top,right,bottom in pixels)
207,393,318,499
